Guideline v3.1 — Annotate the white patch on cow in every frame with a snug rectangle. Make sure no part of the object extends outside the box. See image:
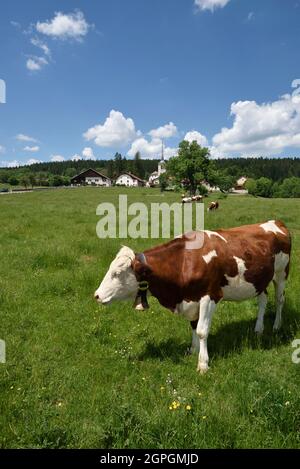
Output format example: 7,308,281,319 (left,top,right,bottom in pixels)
175,300,199,321
260,220,286,235
202,249,217,264
222,256,257,301
196,295,216,373
204,230,227,243
95,246,138,304
273,251,289,276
